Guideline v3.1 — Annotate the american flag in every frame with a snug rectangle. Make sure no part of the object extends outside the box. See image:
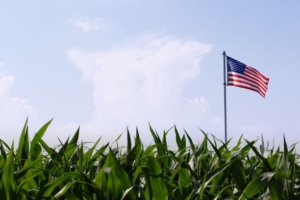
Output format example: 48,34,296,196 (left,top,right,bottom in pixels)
227,56,269,98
